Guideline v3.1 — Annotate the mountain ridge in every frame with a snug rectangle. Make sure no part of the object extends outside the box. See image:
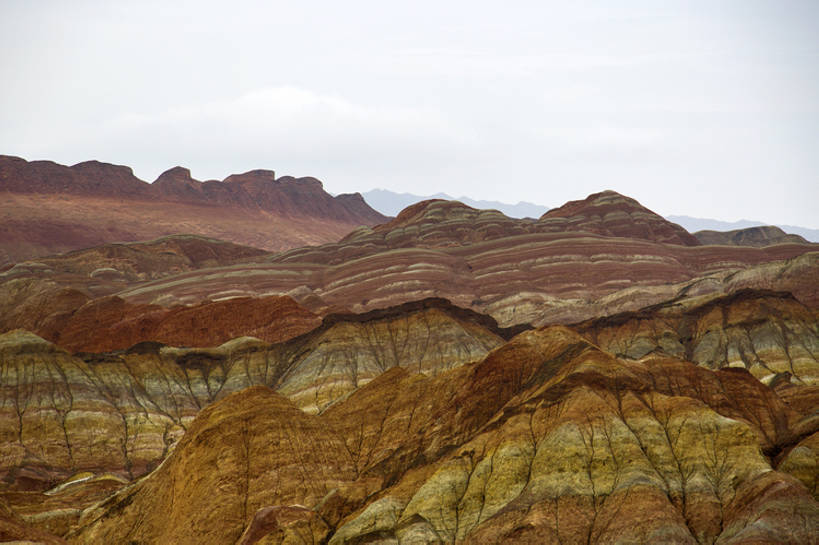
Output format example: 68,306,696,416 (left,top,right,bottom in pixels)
361,188,819,242
0,155,389,265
